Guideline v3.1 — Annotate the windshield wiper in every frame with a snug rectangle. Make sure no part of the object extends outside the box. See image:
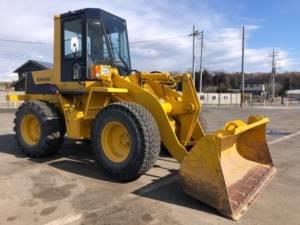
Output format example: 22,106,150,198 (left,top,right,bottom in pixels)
106,34,129,72
118,54,130,73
